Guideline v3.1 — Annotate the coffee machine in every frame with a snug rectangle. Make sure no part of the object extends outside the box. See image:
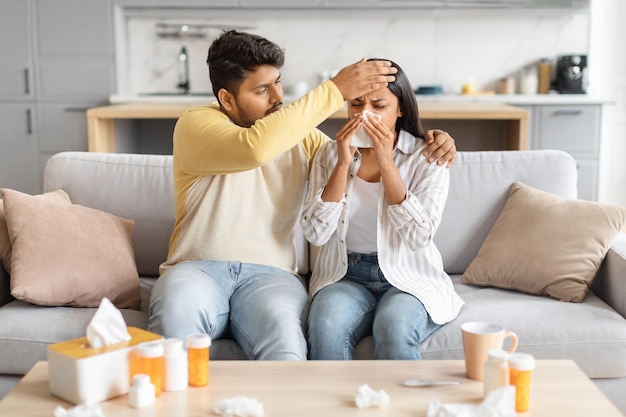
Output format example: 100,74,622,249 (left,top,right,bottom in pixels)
555,55,588,94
